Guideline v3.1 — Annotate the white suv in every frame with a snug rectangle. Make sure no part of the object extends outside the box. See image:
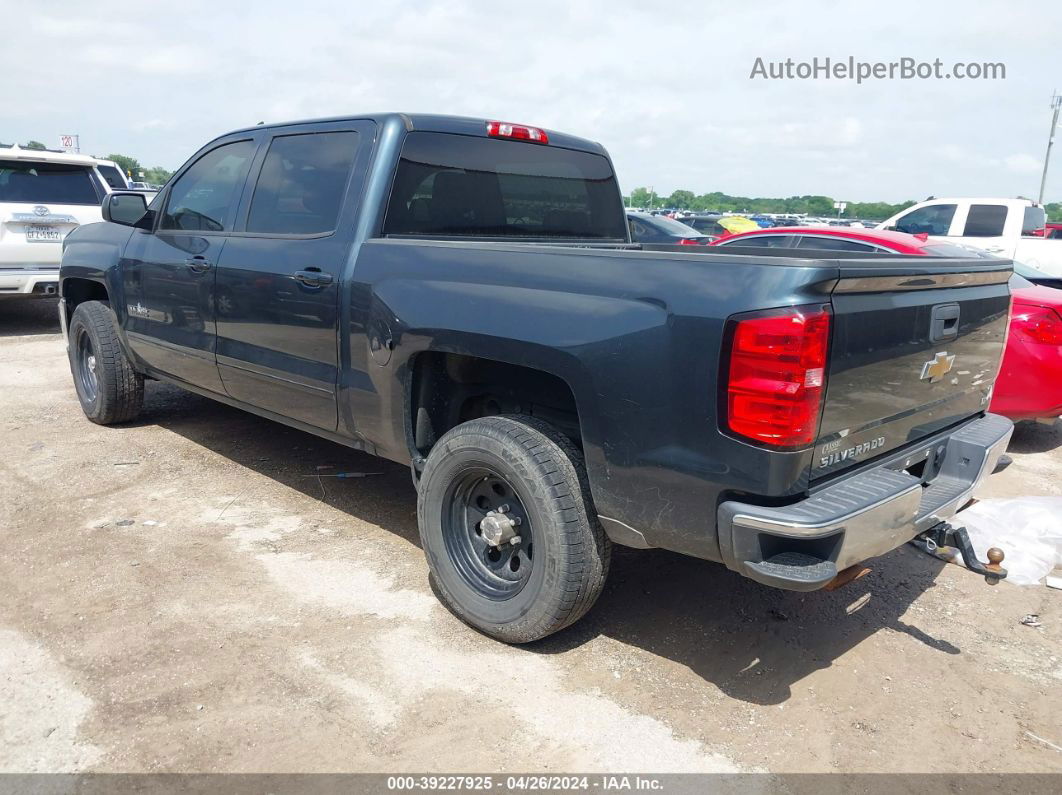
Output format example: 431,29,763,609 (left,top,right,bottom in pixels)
1,144,115,299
